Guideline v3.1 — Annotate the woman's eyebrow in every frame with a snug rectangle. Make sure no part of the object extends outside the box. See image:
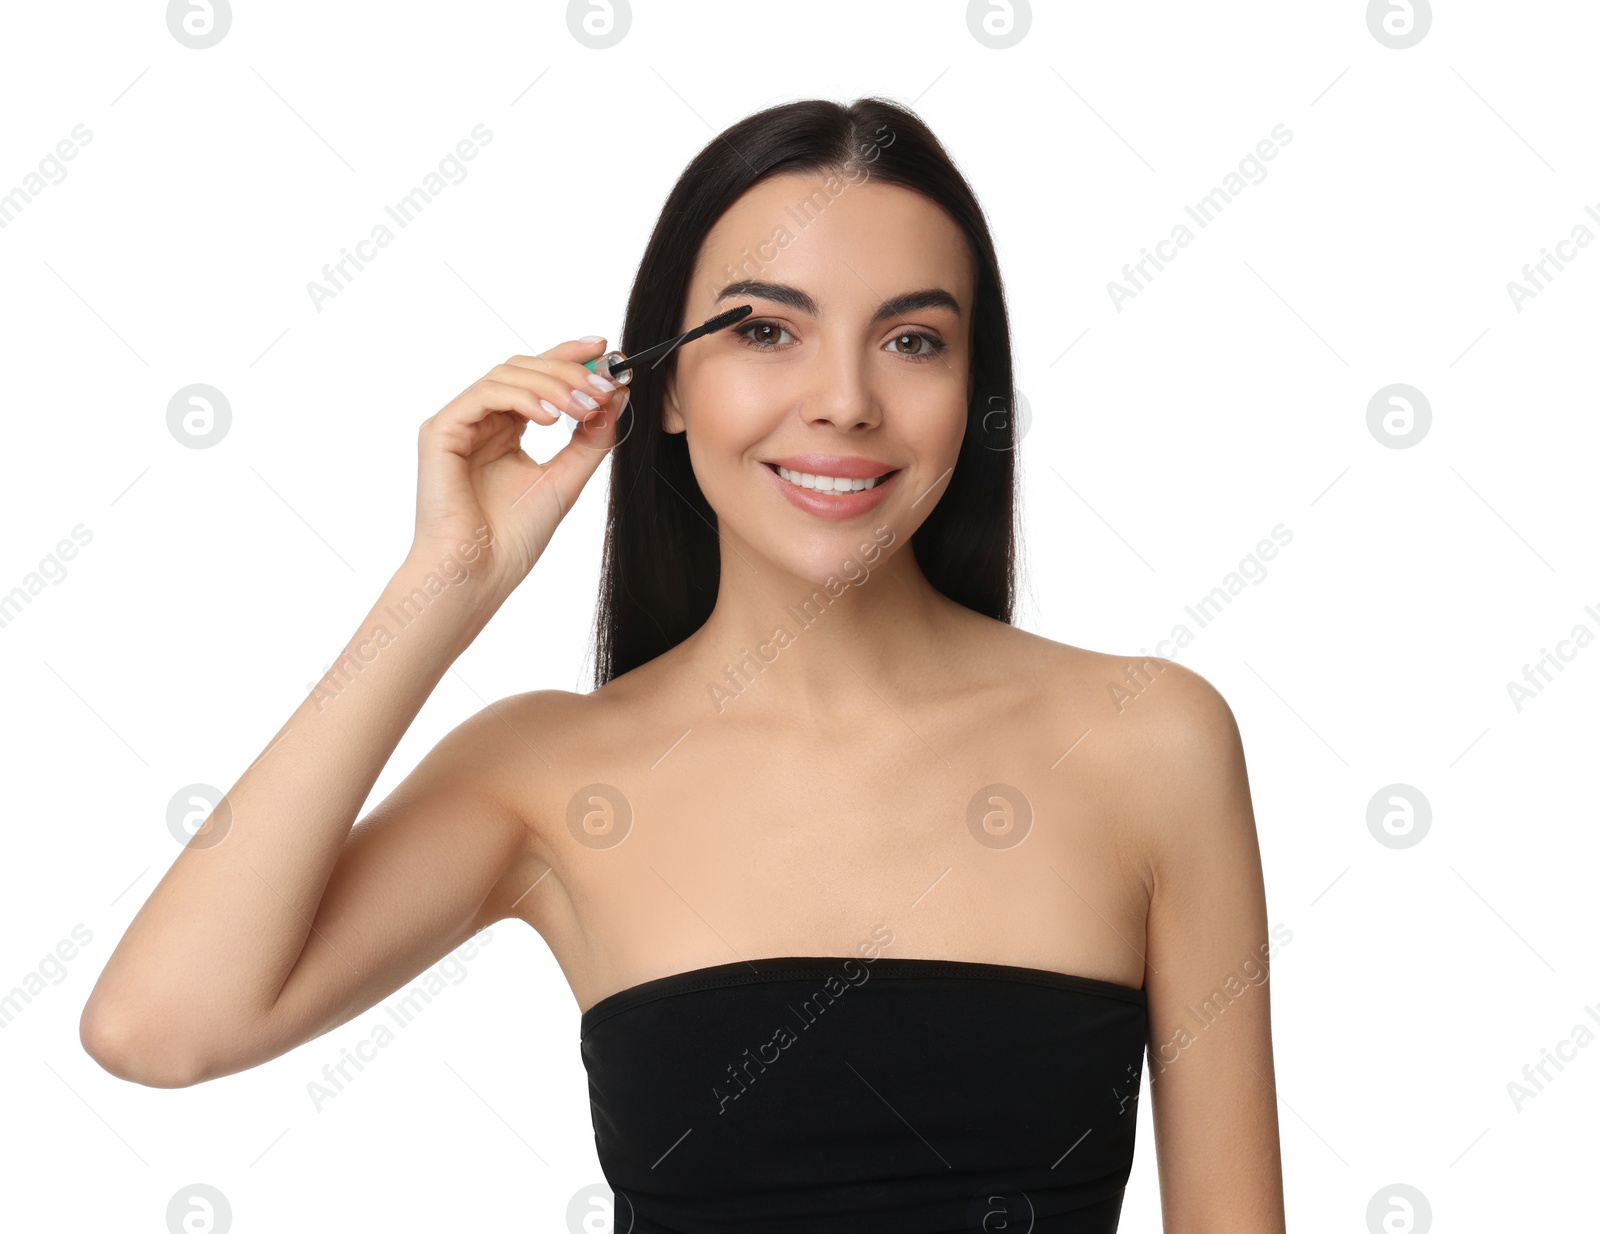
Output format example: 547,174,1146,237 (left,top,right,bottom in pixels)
714,279,962,321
